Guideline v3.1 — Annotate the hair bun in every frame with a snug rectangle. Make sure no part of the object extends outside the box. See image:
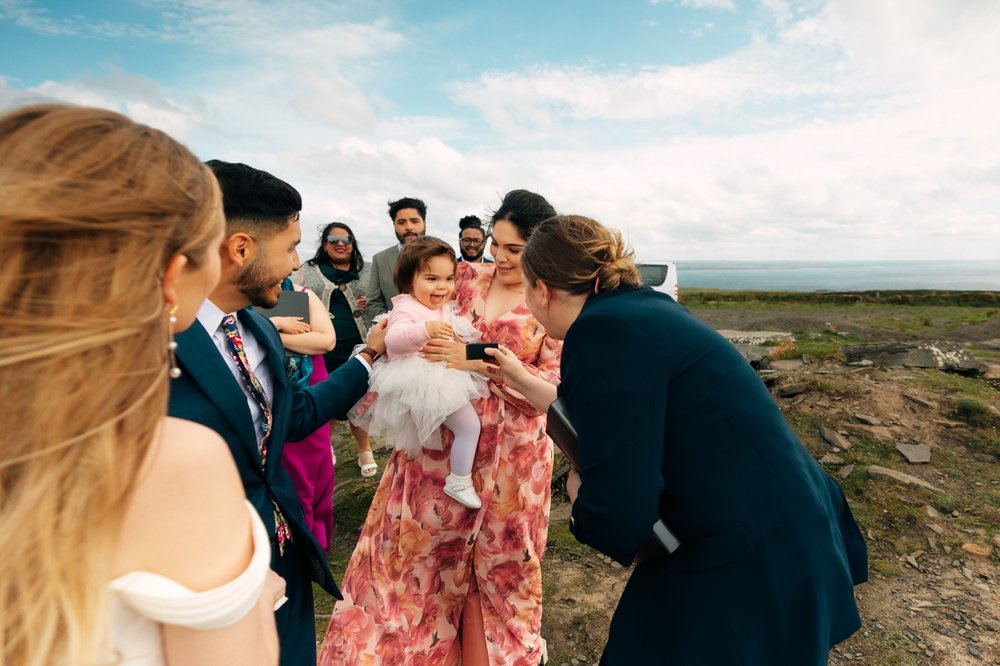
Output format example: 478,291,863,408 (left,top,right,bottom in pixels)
594,231,639,292
459,215,482,230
